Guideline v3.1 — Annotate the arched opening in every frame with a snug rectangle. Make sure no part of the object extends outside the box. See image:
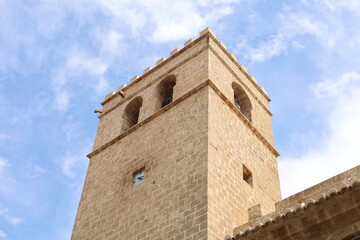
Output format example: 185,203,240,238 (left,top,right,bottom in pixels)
122,96,143,132
157,75,176,109
232,82,252,122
